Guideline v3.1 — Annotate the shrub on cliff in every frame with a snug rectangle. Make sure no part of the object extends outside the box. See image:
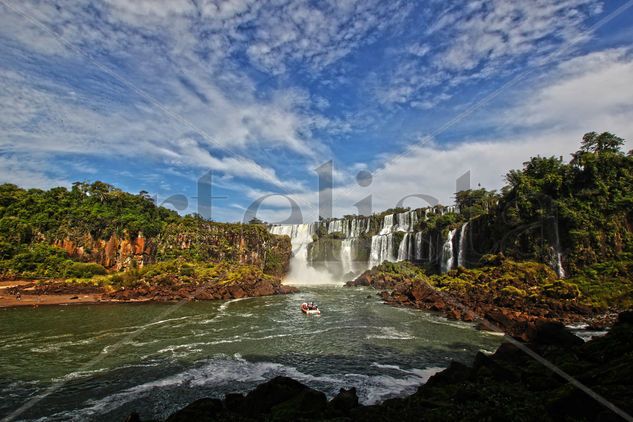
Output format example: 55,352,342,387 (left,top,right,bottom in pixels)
100,259,281,288
64,262,107,278
0,244,106,279
0,182,179,243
